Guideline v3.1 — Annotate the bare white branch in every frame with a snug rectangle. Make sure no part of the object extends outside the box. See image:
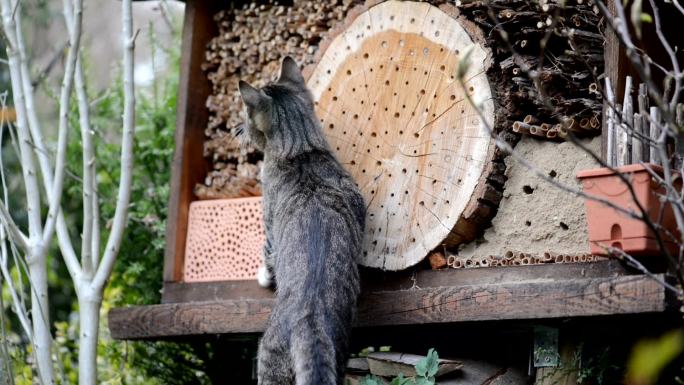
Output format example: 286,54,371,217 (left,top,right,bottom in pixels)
92,0,135,290
63,0,96,276
42,0,85,248
12,2,82,282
